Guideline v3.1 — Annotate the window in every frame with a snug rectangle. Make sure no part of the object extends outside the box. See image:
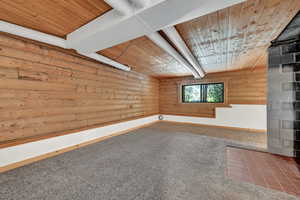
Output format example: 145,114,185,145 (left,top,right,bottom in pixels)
182,83,224,103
